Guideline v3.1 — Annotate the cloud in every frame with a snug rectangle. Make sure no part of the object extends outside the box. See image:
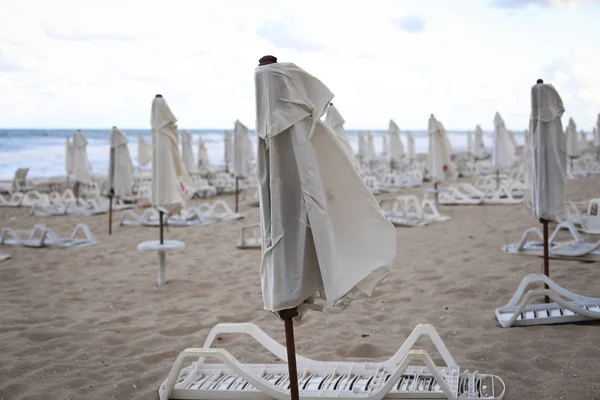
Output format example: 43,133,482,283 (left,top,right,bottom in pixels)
256,20,322,51
42,23,133,42
393,15,427,33
0,49,25,72
490,0,599,9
